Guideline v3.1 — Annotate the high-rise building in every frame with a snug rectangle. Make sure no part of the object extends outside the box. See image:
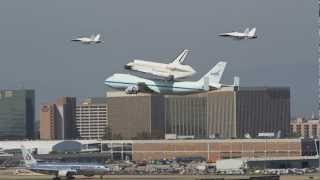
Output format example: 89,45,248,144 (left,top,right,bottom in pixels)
39,103,56,140
39,97,76,140
106,86,290,139
76,97,108,139
106,91,164,139
165,87,290,138
0,89,35,139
